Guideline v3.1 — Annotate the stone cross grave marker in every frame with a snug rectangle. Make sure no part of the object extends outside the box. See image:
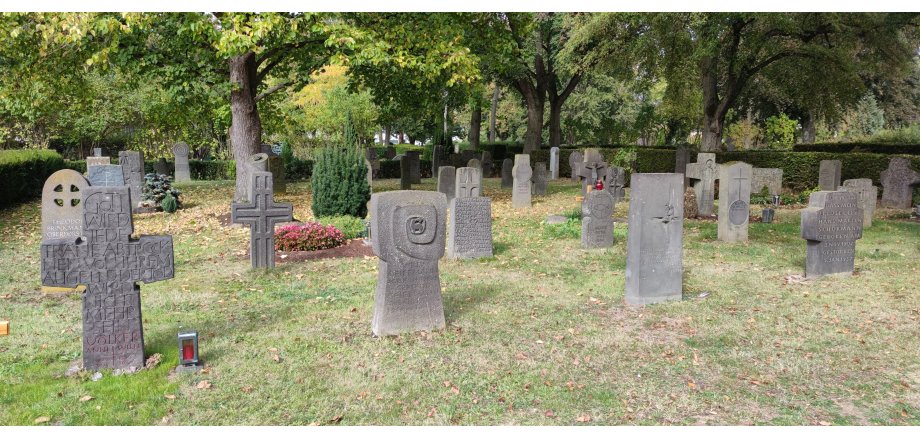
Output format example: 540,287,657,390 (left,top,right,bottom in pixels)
675,144,690,188
87,165,125,187
532,162,548,196
840,178,877,227
400,155,412,189
581,189,615,249
879,157,920,209
569,151,583,182
41,186,174,370
41,169,90,242
801,191,863,277
231,172,293,269
686,153,717,216
818,160,842,191
173,142,191,182
550,147,560,180
118,151,145,211
370,191,447,336
512,154,533,209
456,167,481,198
501,158,513,188
717,162,752,242
751,168,782,196
625,173,683,306
481,151,493,178
576,149,609,196
606,166,626,203
437,166,456,204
